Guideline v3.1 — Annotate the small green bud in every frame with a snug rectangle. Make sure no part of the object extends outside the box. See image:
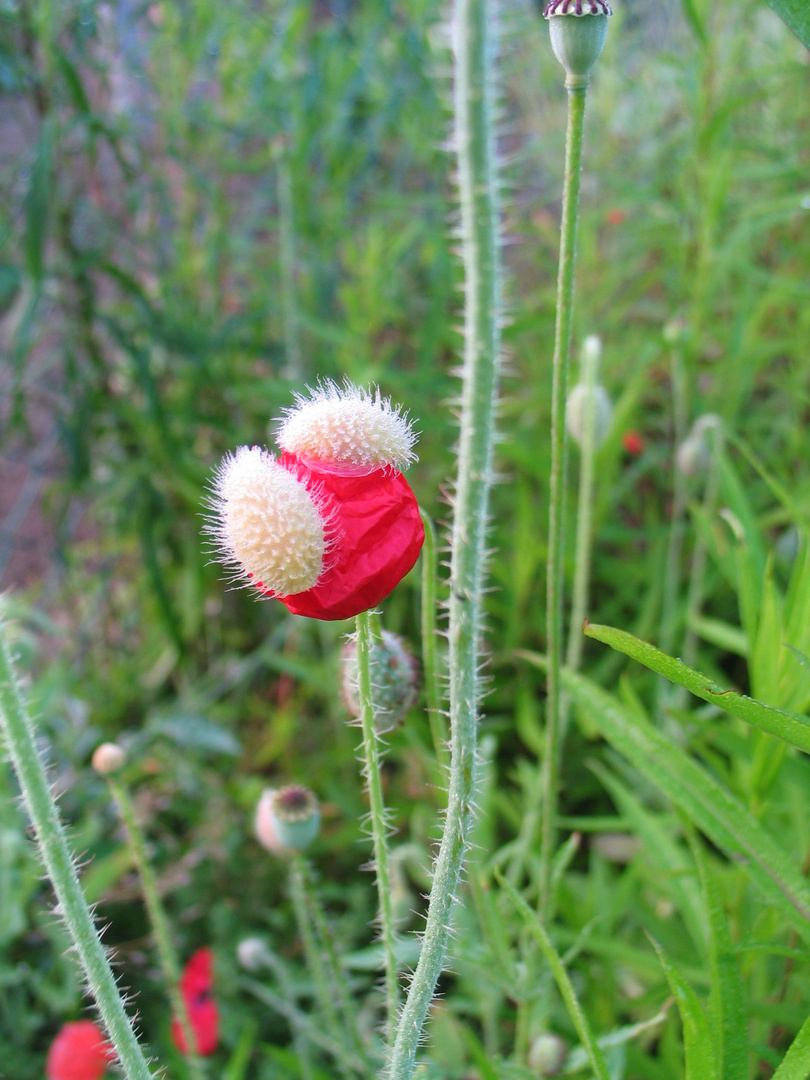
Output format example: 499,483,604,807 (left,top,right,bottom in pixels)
342,630,420,731
543,1,612,89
